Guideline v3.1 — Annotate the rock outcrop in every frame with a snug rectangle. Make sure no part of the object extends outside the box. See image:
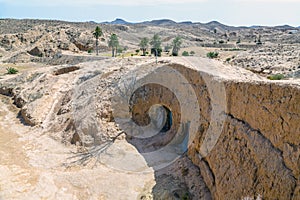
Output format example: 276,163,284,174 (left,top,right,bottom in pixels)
113,58,300,199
